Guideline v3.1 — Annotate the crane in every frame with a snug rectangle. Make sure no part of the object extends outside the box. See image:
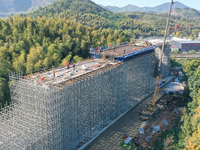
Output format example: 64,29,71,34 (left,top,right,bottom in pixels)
140,0,174,120
152,0,174,109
